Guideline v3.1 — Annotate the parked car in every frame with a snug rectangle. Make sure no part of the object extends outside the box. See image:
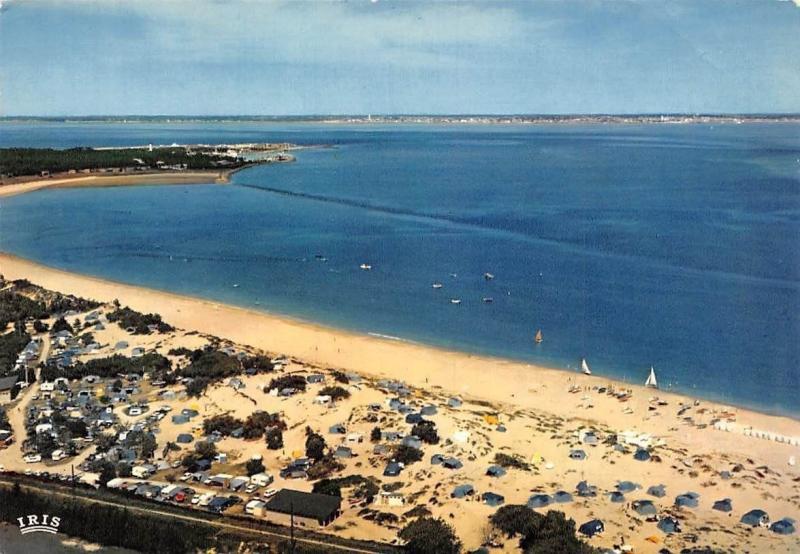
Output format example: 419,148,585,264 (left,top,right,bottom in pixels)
24,454,42,463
